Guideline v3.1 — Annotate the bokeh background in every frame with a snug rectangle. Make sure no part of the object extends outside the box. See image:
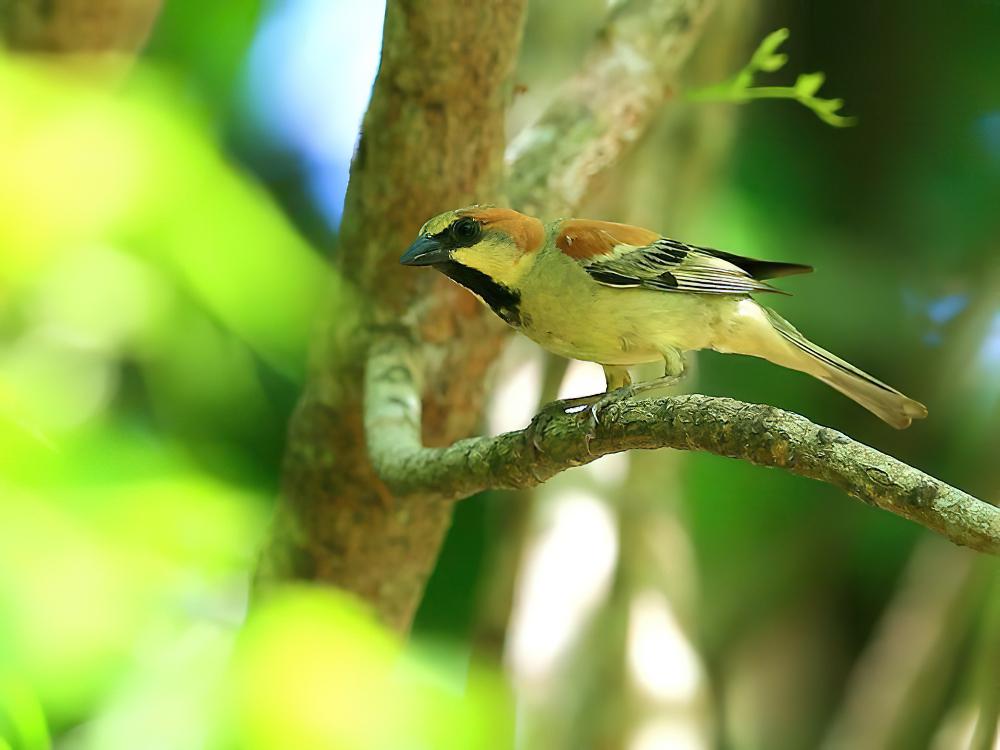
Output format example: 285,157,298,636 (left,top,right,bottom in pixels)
1,0,999,748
